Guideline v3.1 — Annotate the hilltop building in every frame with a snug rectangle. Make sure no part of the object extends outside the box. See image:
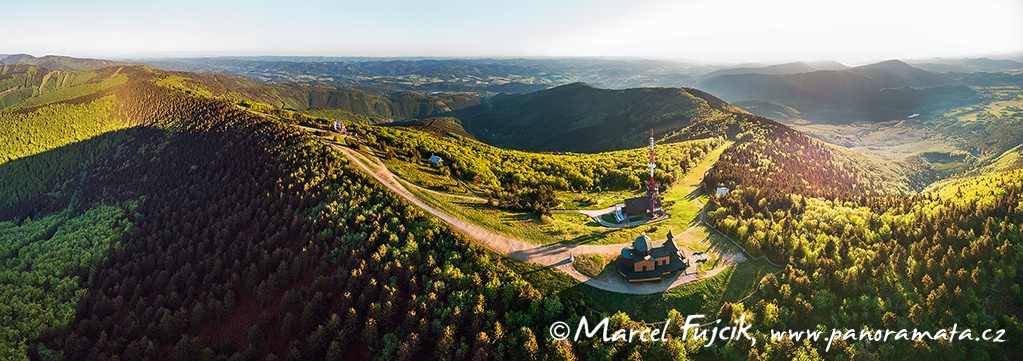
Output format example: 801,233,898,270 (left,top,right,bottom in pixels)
614,130,663,221
332,120,347,135
615,231,688,282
